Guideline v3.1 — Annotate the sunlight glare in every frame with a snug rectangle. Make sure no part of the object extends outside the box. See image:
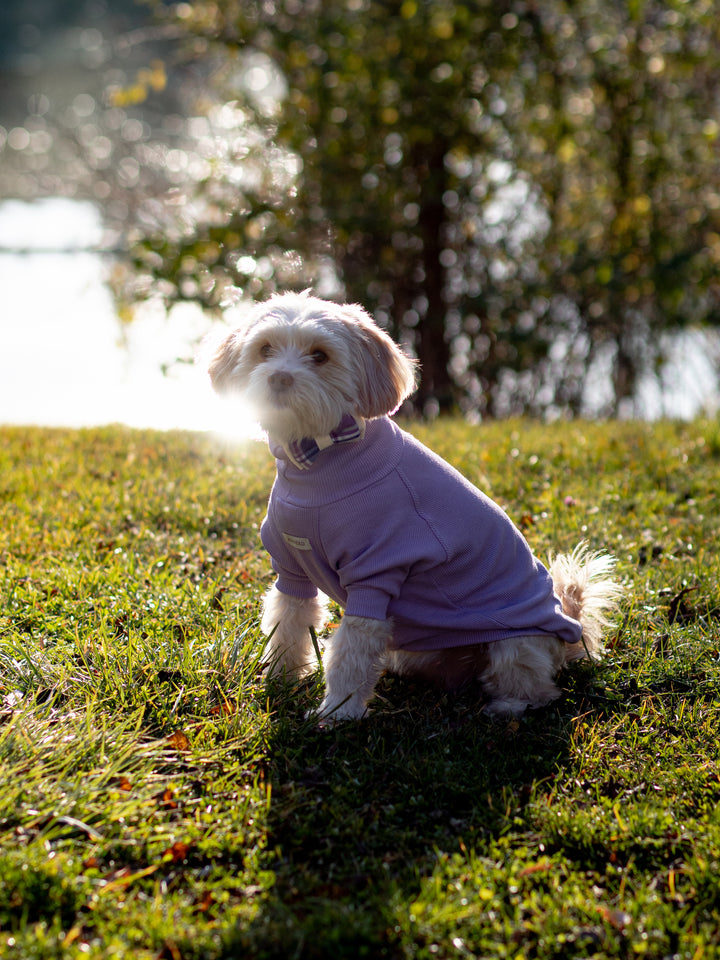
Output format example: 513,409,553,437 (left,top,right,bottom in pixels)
0,197,264,437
